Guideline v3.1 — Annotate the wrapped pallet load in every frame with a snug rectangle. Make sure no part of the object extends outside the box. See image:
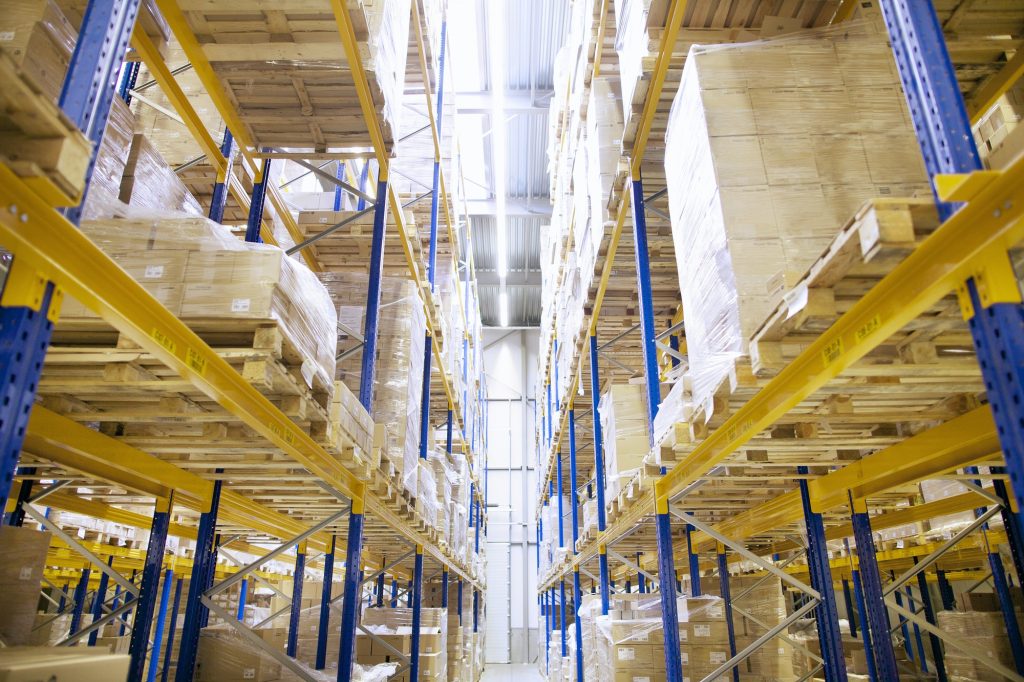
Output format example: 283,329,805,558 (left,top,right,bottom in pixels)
664,21,928,422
